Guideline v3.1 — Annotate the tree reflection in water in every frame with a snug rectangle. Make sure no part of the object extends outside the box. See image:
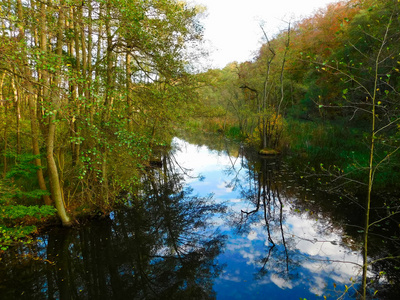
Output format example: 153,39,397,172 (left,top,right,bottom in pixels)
233,149,400,298
230,154,294,280
3,136,399,299
219,141,361,298
0,153,227,300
